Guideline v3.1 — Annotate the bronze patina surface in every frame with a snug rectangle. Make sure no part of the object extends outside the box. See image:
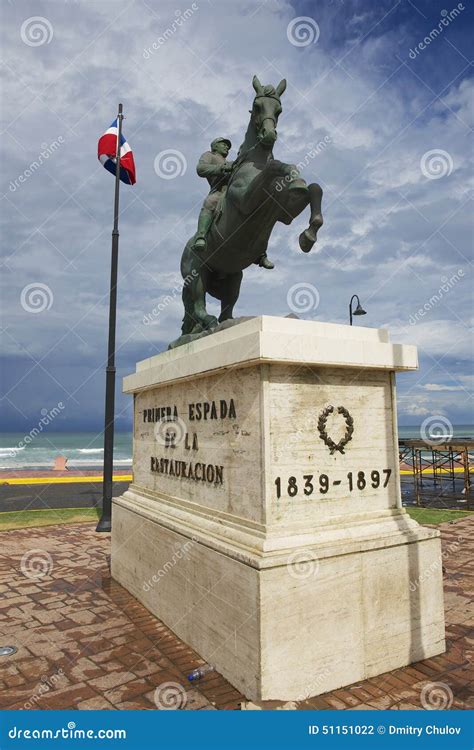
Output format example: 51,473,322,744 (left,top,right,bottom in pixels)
170,75,324,349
